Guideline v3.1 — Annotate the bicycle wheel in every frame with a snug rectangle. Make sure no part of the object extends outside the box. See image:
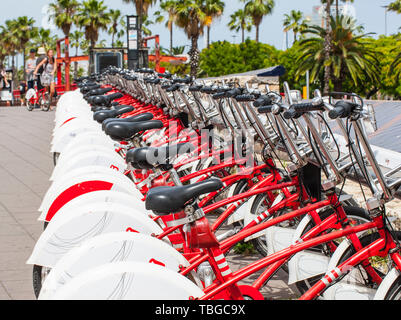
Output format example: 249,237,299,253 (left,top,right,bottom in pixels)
318,231,401,300
32,265,51,299
26,100,34,111
383,272,401,300
41,93,50,112
294,207,375,295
